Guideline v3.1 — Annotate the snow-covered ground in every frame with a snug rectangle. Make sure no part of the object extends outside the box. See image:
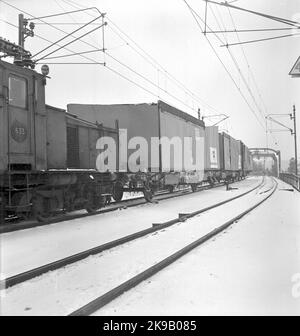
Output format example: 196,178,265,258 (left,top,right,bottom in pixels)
92,178,300,316
0,177,276,315
0,177,260,279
